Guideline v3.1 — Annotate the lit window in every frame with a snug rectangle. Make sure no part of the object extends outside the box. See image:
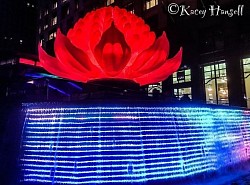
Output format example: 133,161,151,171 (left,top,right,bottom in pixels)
174,87,192,100
49,33,53,40
75,0,79,10
173,68,192,100
242,58,250,108
106,0,115,6
44,24,48,30
53,1,57,9
148,82,162,97
40,39,44,46
40,36,44,46
0,59,16,66
62,5,70,19
52,16,57,25
44,9,49,16
49,32,57,40
173,68,191,84
204,61,228,105
145,0,158,10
